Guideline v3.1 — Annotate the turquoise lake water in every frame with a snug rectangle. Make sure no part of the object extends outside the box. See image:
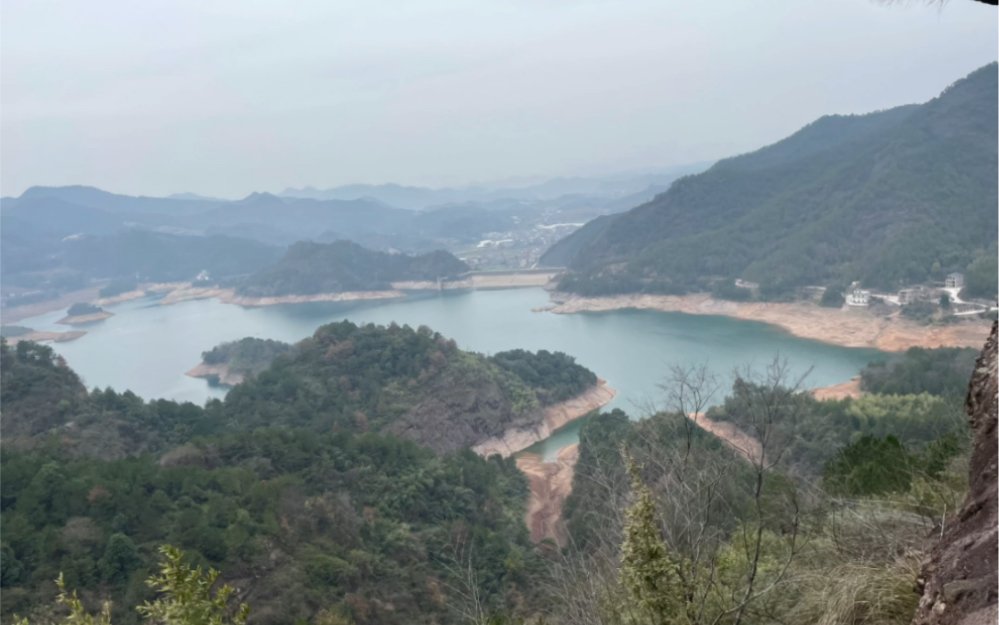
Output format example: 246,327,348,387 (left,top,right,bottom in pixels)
19,288,884,460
